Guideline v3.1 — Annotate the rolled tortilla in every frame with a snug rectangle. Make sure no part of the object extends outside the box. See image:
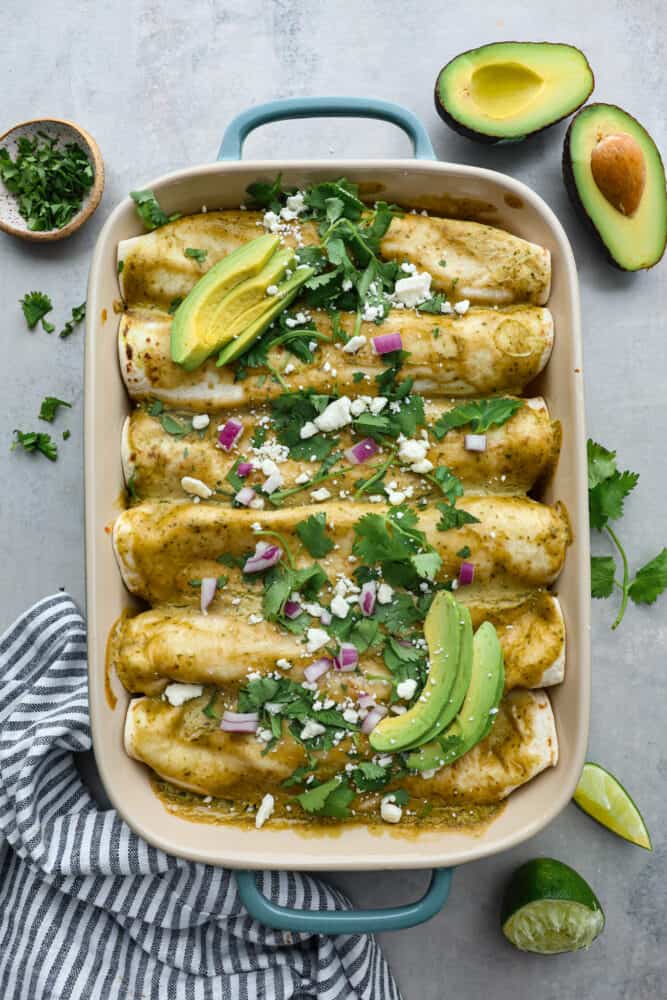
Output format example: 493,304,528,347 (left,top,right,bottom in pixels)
124,688,557,807
119,304,554,409
111,591,564,696
121,397,560,502
118,210,550,311
112,497,571,605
